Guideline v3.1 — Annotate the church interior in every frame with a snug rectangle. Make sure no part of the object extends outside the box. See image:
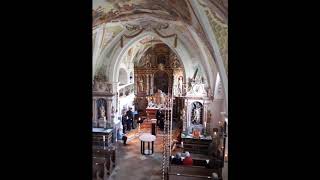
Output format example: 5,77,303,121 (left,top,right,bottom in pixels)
92,0,228,179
